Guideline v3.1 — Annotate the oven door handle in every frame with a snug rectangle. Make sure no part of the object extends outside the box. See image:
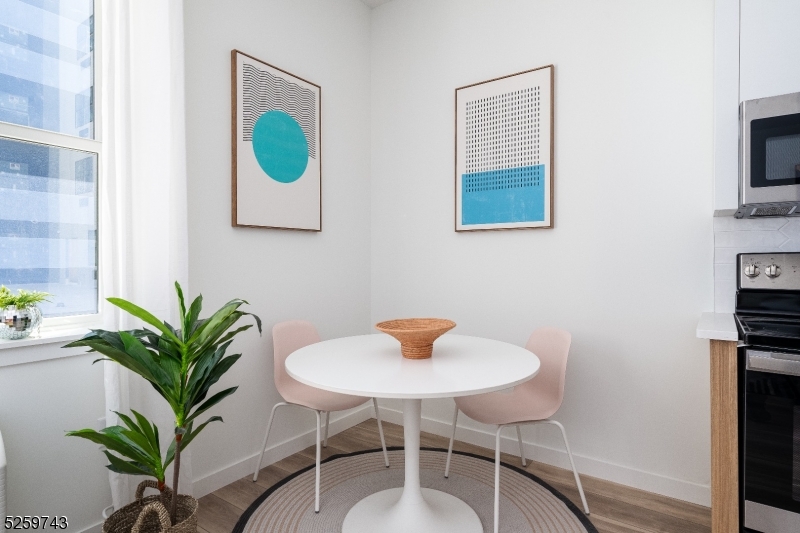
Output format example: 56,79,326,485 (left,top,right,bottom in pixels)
747,350,800,377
